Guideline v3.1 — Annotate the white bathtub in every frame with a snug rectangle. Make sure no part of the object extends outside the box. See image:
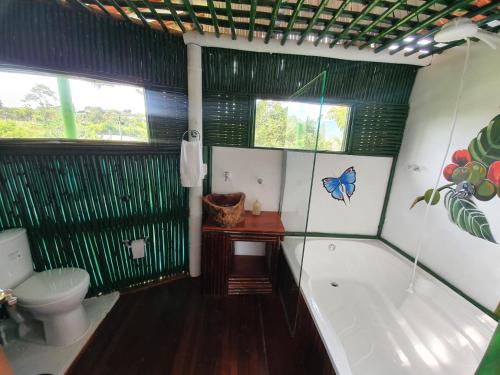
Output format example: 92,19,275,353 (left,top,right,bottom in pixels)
281,237,498,375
